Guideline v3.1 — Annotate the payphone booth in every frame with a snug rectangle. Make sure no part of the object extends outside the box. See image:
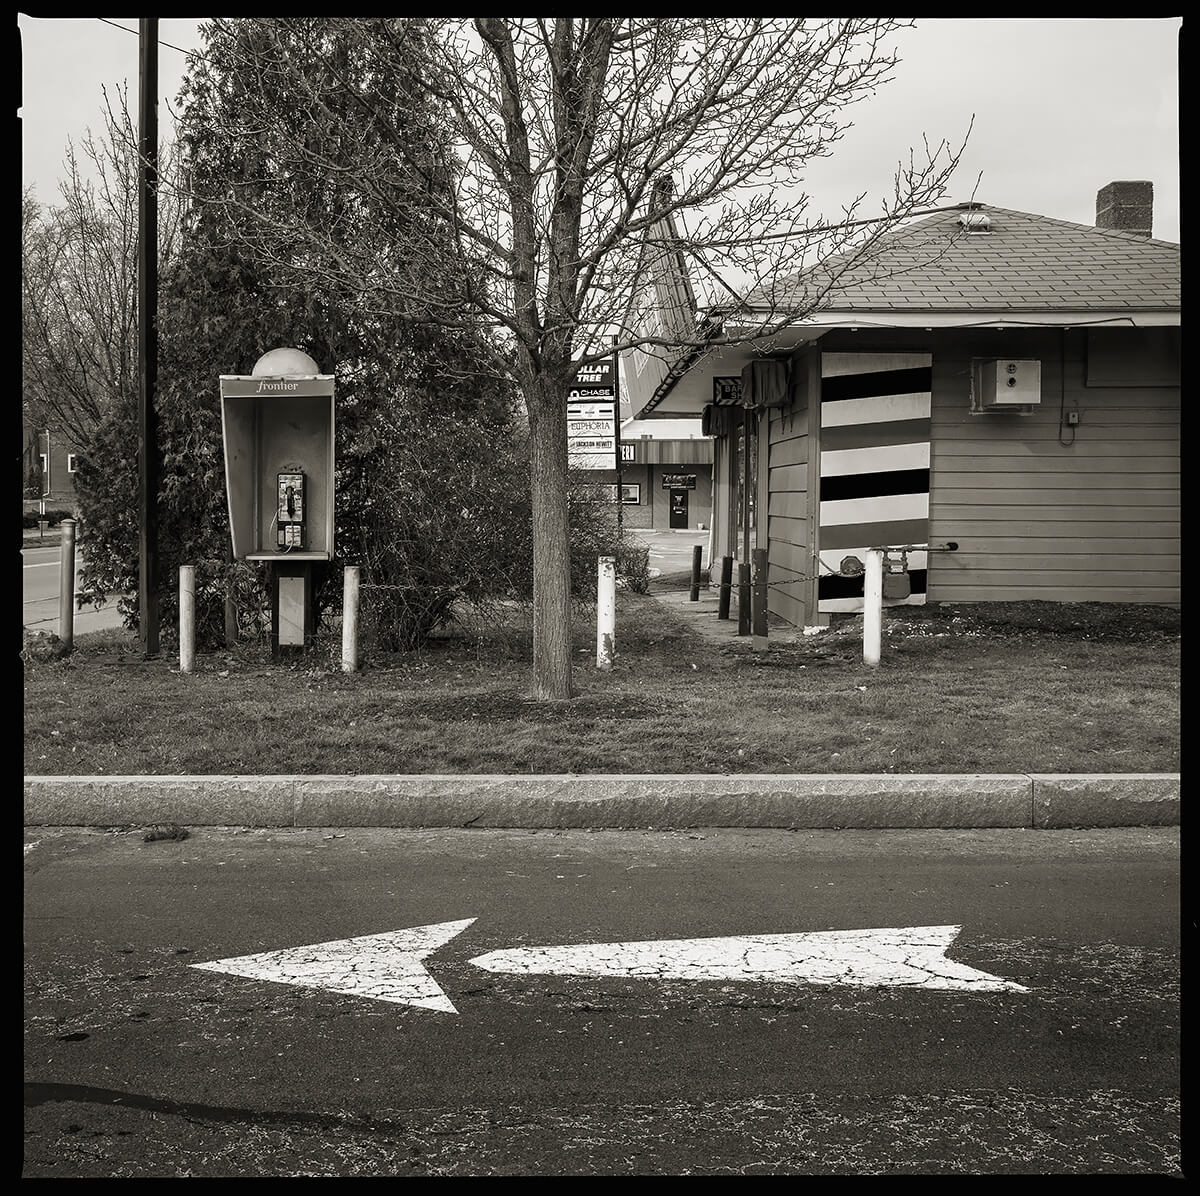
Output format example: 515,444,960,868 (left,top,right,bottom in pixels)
219,348,335,658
